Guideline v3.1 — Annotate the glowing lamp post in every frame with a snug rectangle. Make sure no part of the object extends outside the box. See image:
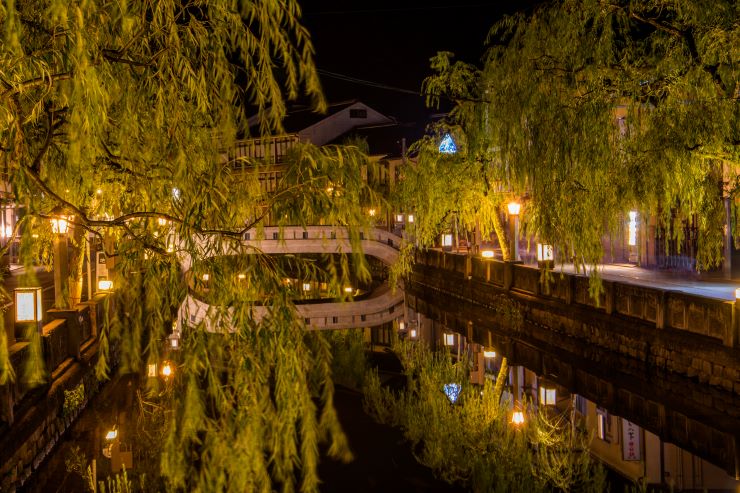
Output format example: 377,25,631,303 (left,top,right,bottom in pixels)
97,279,113,292
507,201,520,262
481,249,495,259
15,287,43,334
537,243,554,268
49,209,71,308
483,349,496,359
511,410,525,426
